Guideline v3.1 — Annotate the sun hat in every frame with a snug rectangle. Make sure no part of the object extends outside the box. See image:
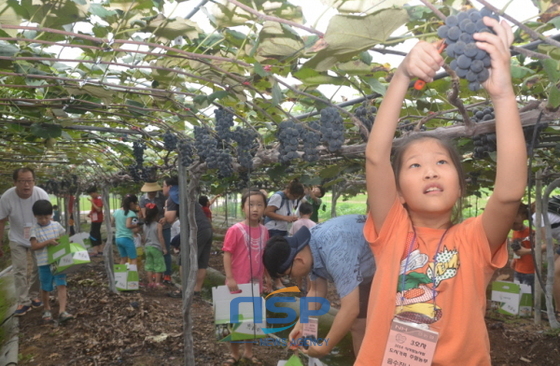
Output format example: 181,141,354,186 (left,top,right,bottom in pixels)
140,181,162,192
